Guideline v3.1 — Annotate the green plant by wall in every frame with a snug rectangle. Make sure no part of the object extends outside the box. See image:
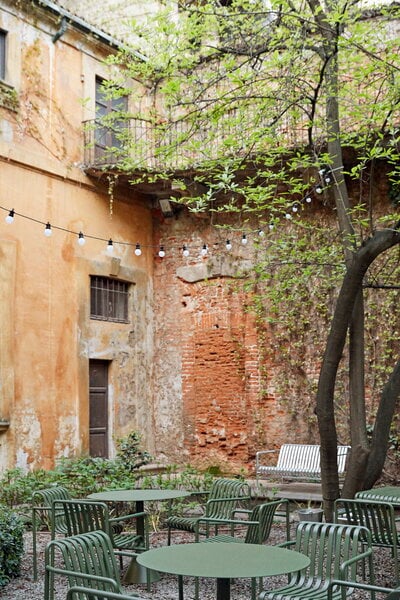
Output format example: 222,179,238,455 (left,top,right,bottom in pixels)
115,431,153,472
0,504,24,588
